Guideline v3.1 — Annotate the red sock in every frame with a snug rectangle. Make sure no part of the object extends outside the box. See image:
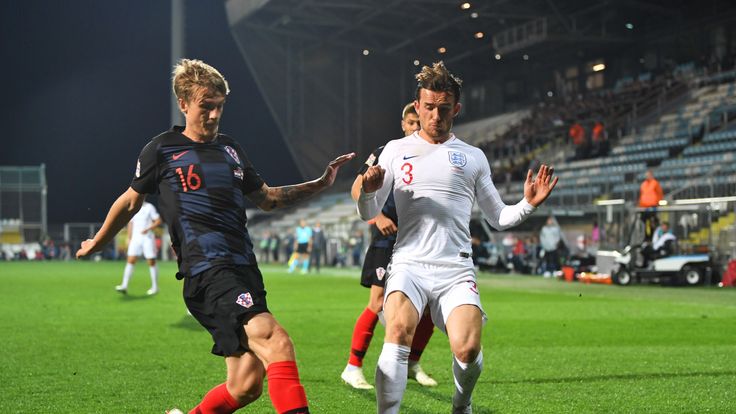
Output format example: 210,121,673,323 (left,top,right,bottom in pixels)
189,383,241,414
266,361,309,414
348,307,379,367
409,312,435,362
